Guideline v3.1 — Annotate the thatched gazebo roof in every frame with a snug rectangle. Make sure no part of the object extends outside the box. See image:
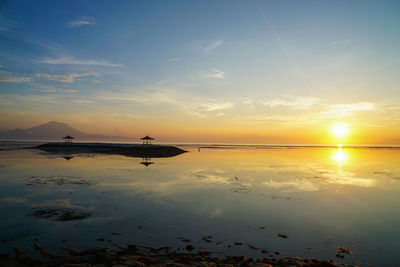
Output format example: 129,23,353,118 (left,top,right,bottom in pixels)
140,135,154,140
63,134,74,140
